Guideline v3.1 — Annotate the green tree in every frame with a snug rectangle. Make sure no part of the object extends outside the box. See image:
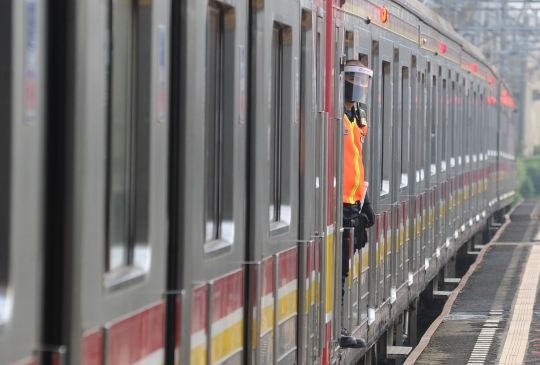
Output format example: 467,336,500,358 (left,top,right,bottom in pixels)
526,166,540,194
520,176,534,199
